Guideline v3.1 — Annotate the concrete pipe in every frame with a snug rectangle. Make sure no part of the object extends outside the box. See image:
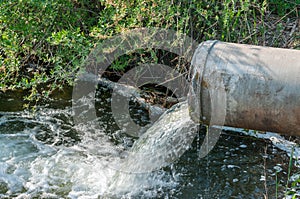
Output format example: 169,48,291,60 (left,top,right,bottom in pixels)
188,40,300,136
